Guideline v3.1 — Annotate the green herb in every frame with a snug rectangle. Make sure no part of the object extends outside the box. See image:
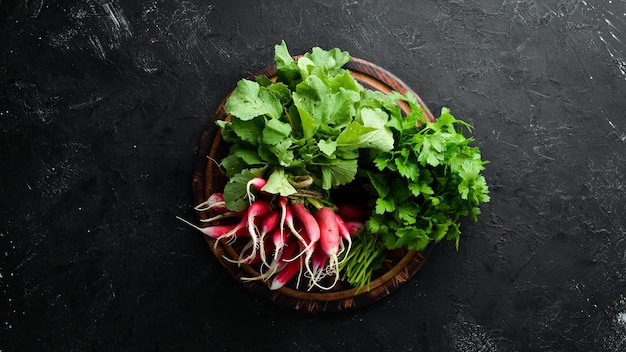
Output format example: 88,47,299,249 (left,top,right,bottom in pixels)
366,94,490,252
338,232,386,292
